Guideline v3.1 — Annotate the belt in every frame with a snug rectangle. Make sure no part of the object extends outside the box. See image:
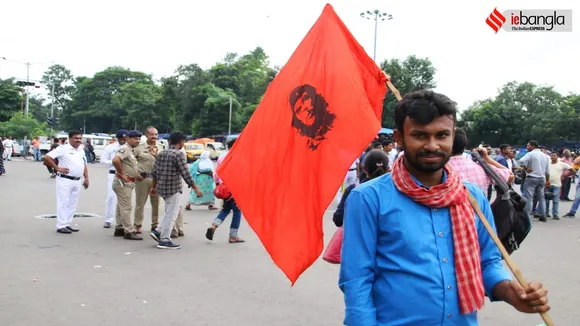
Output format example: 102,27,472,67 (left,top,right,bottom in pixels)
109,170,116,174
139,172,151,178
58,174,81,181
349,168,356,171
